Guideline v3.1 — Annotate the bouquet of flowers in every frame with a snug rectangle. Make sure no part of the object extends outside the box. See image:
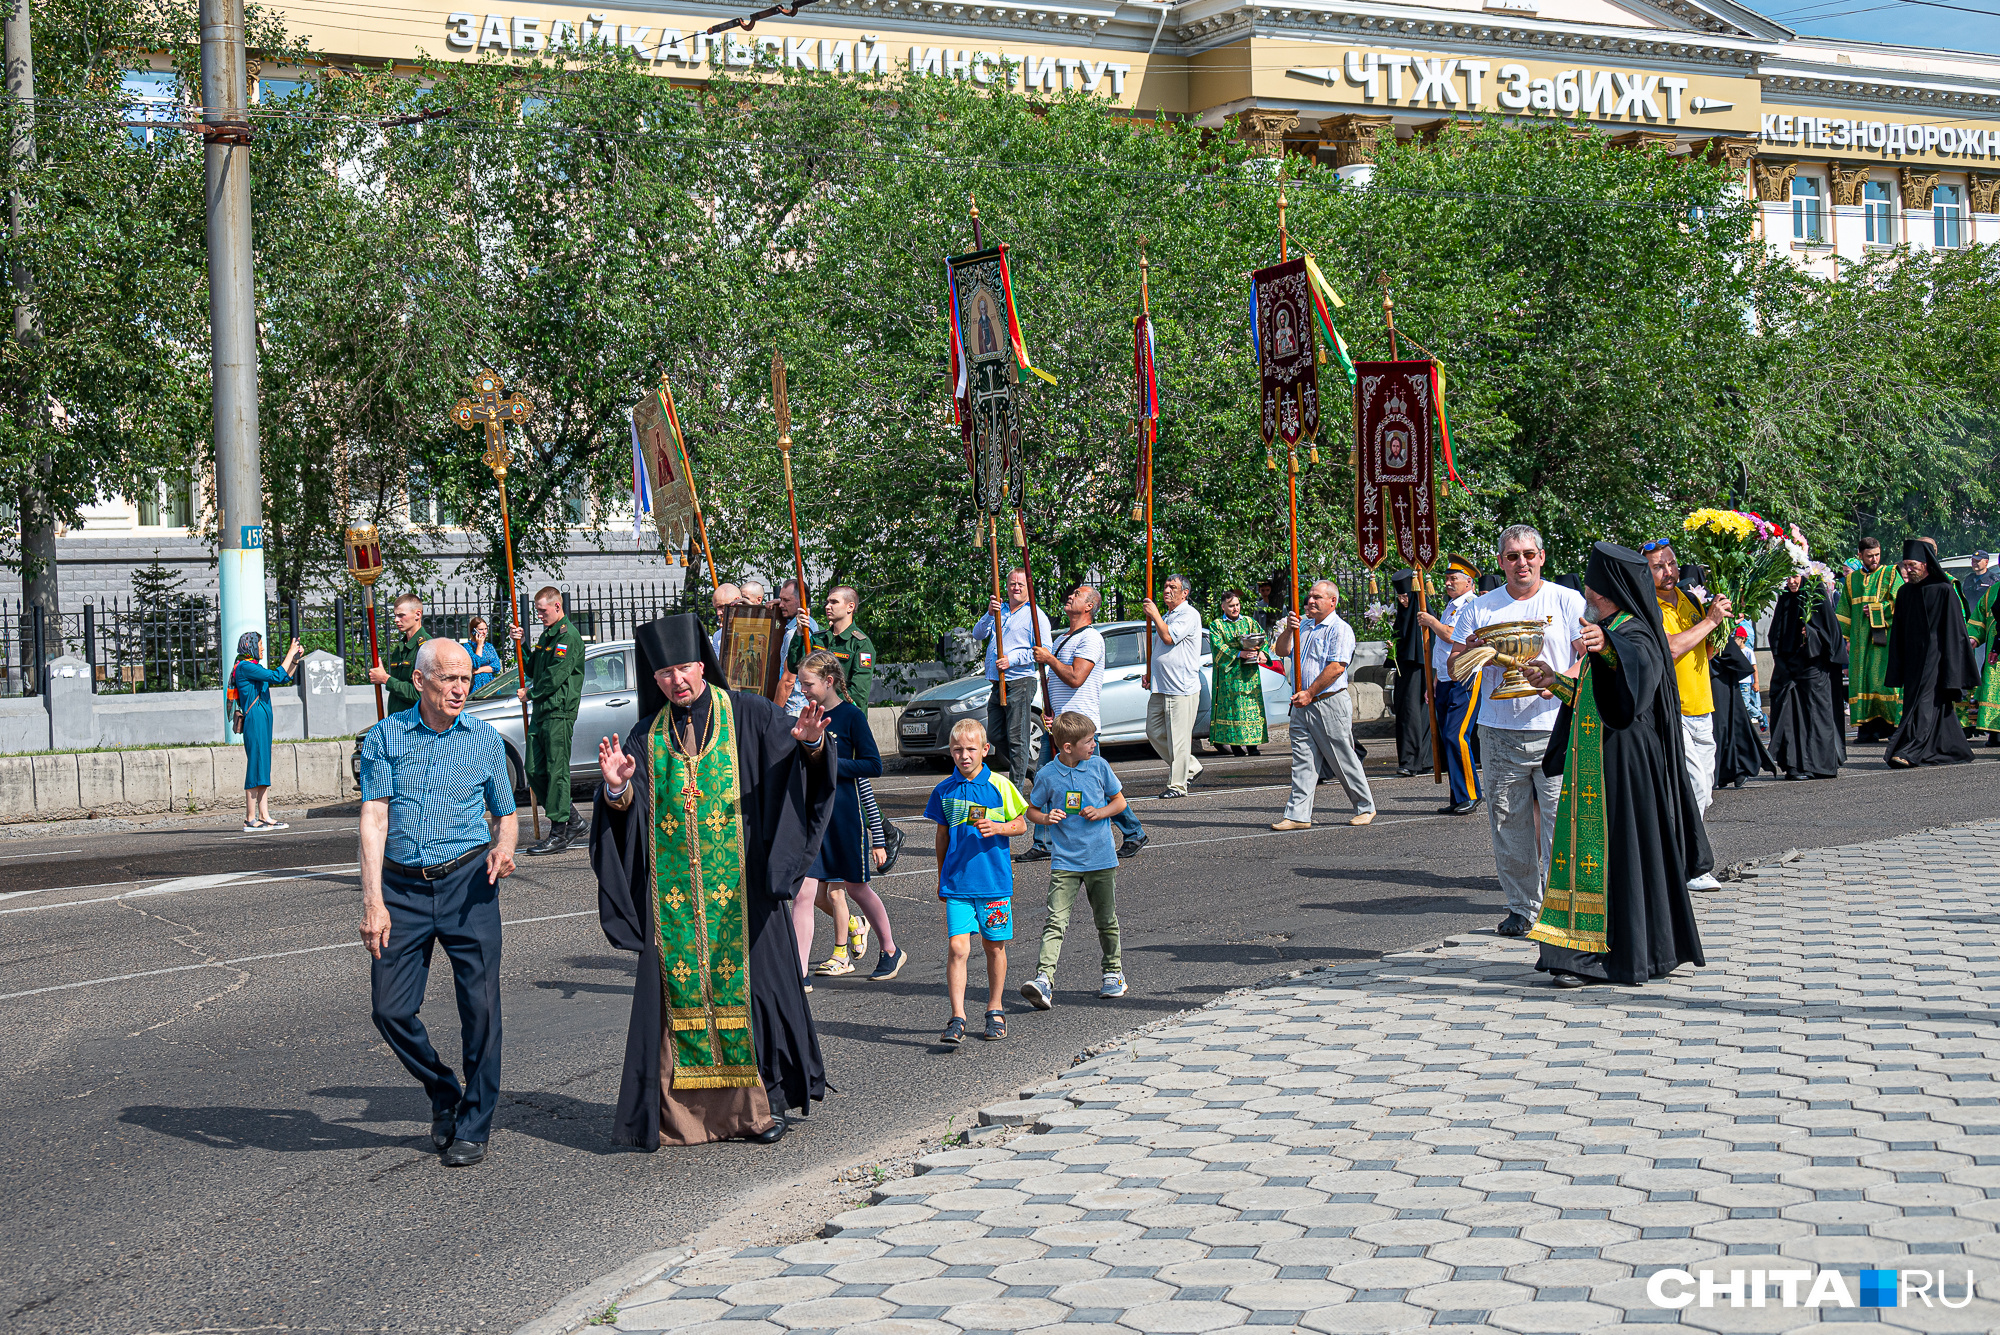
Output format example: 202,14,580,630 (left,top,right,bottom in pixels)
1361,600,1394,637
1677,508,1810,650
